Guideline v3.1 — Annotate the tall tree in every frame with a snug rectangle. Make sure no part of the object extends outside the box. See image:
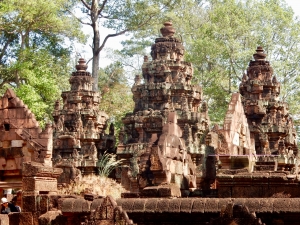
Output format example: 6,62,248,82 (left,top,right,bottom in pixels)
0,0,85,125
75,0,179,91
